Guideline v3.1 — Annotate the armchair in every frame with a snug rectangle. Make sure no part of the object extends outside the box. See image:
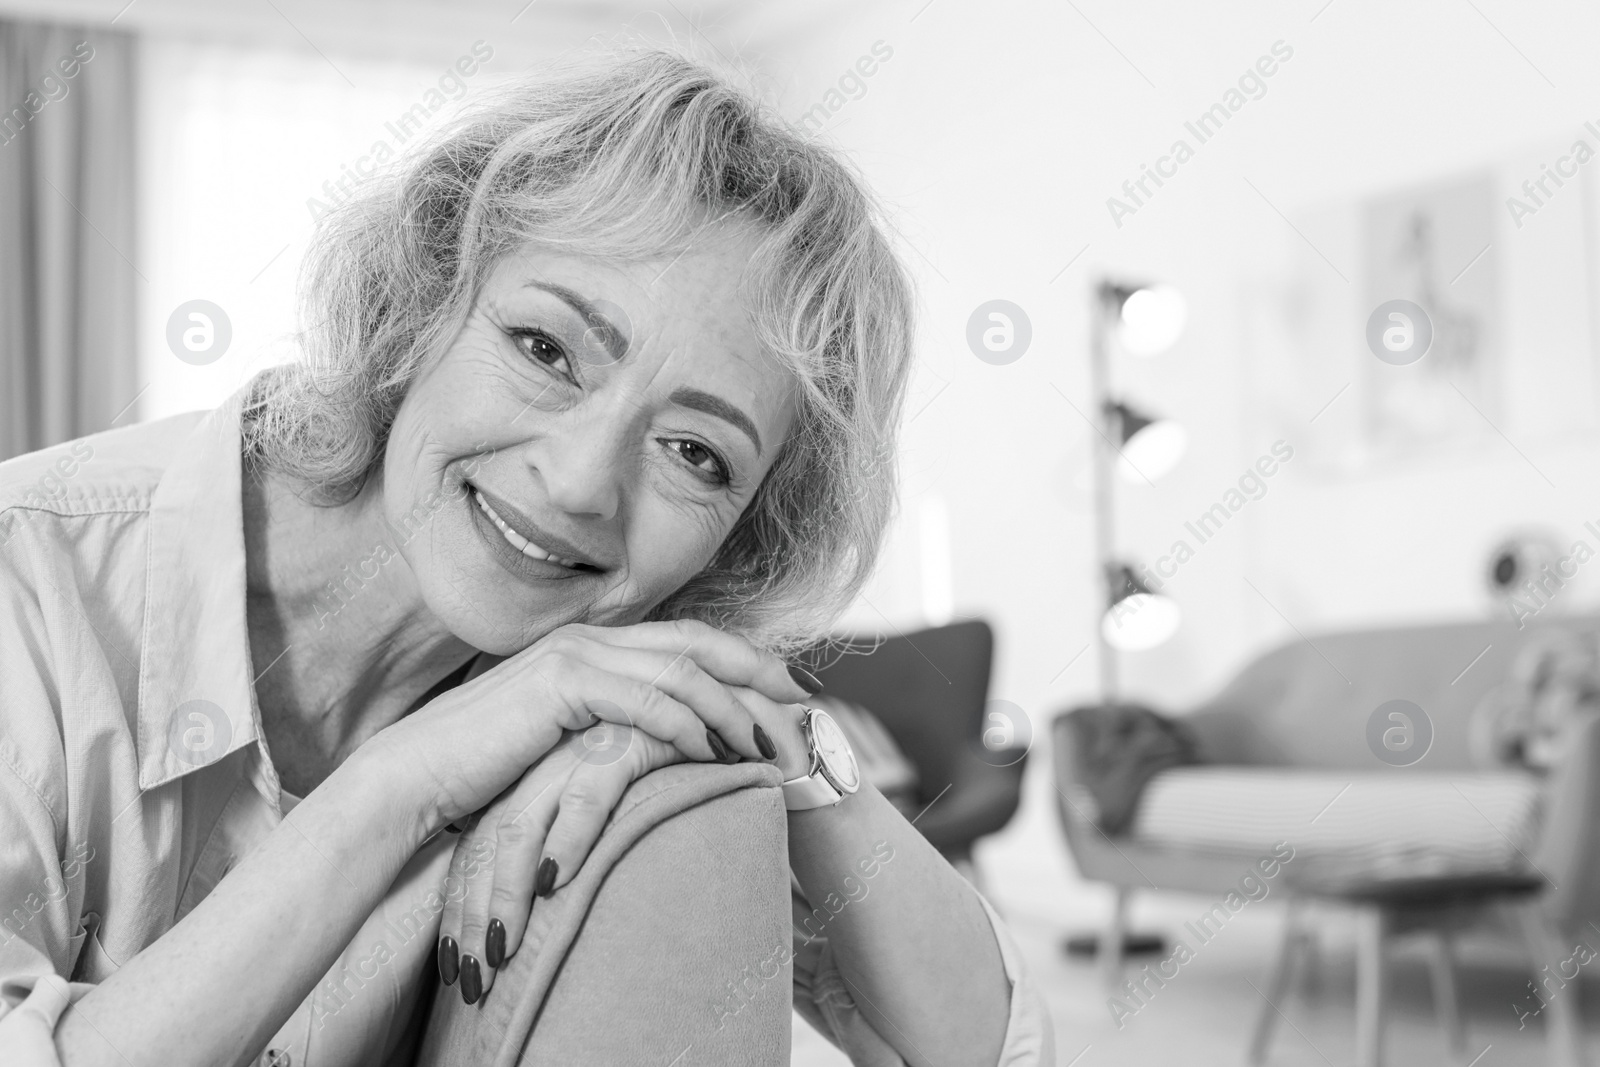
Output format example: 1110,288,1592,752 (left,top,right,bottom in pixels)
804,619,1025,873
